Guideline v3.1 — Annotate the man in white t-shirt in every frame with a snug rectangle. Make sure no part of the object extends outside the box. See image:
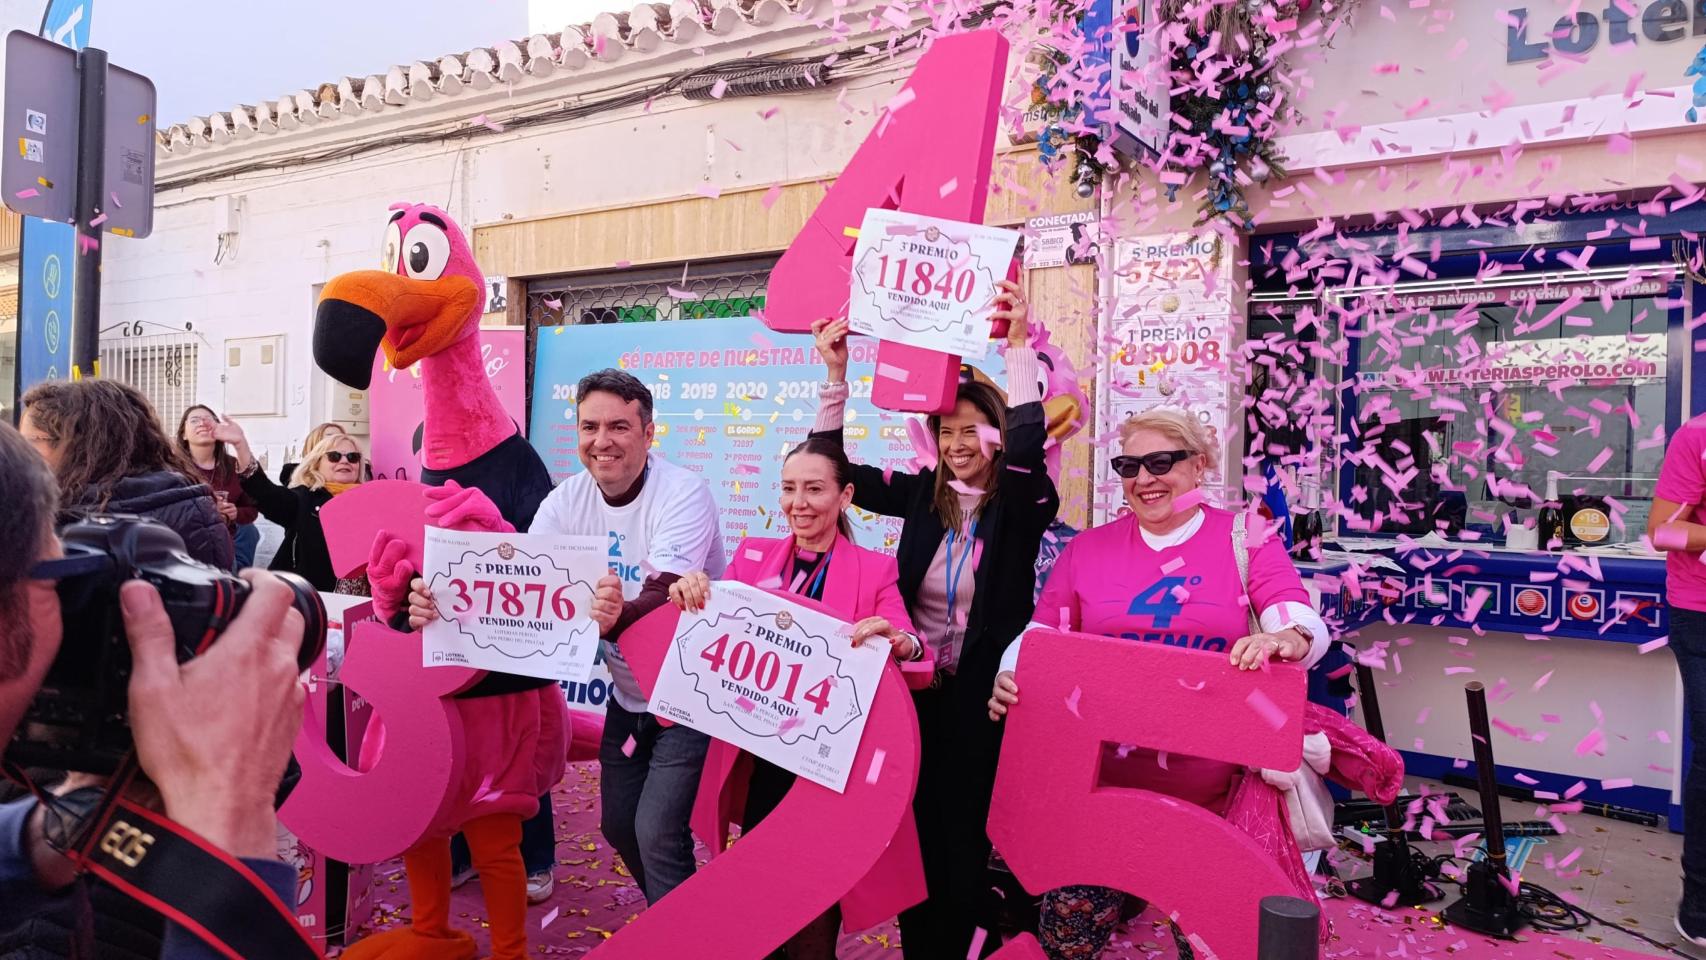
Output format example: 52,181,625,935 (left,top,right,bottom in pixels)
408,368,724,905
